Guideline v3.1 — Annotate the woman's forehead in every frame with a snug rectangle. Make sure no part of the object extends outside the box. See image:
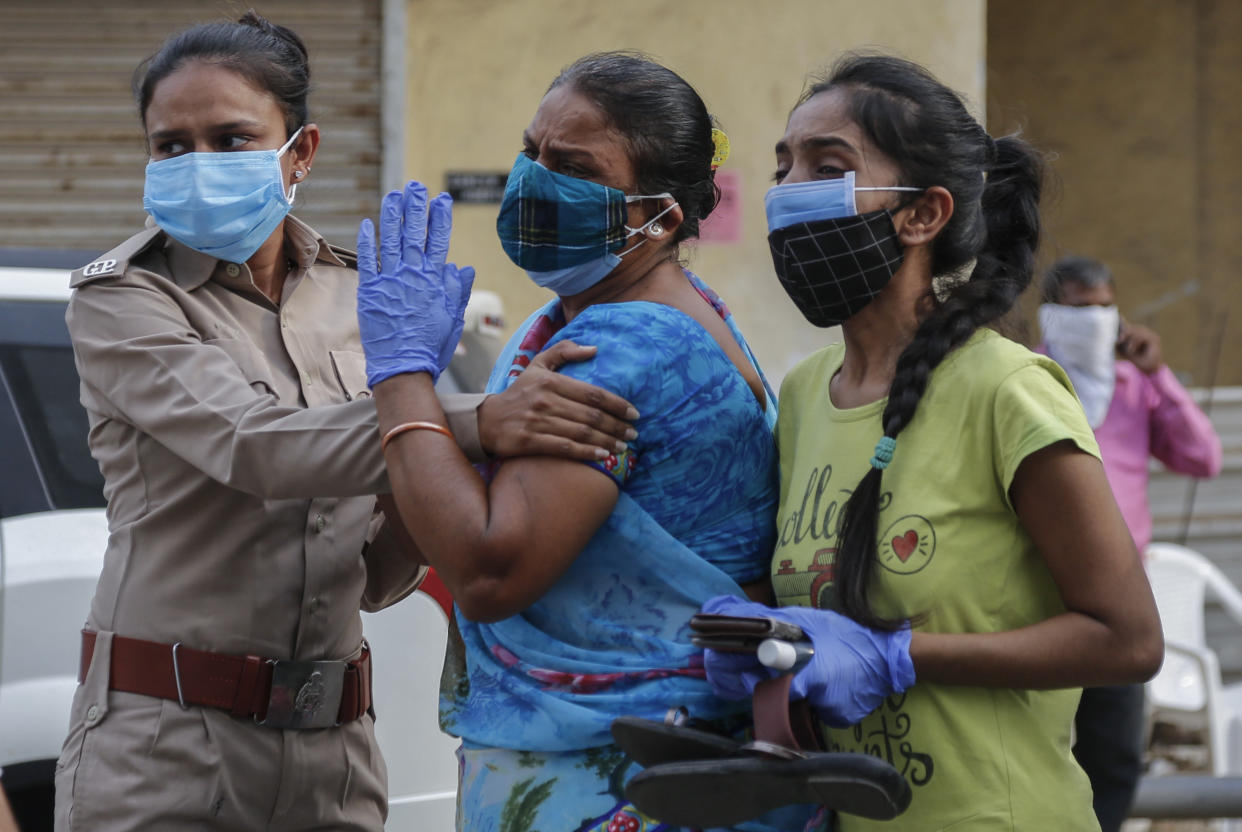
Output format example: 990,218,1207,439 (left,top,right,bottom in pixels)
528,86,612,140
782,88,866,152
525,85,636,187
146,61,283,129
780,86,900,183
